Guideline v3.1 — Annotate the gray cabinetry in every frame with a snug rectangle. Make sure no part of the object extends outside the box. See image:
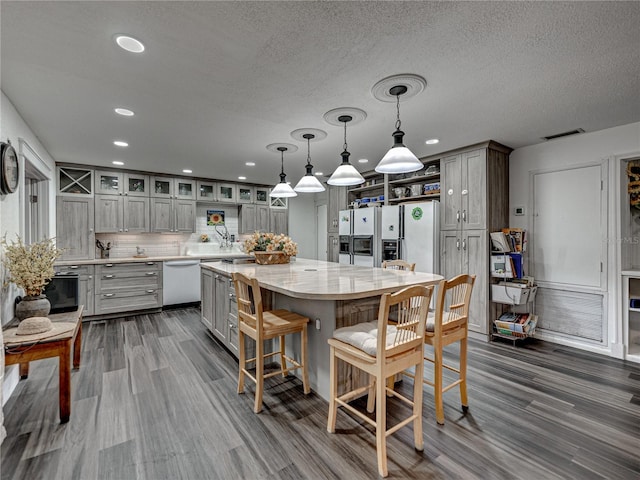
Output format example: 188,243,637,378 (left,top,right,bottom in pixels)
327,186,347,233
238,204,272,234
57,166,93,196
216,183,237,203
95,195,147,233
151,176,196,200
56,196,94,260
237,185,254,204
270,208,288,235
202,269,253,359
327,234,339,263
238,204,257,234
200,268,214,330
150,198,195,233
437,141,511,337
95,261,162,315
213,274,230,343
197,180,216,201
54,264,94,316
